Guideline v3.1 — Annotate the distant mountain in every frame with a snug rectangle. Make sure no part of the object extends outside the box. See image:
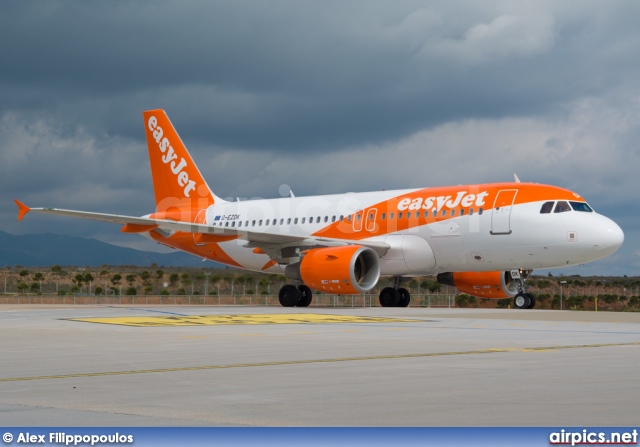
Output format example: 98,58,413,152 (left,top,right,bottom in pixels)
0,230,223,267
